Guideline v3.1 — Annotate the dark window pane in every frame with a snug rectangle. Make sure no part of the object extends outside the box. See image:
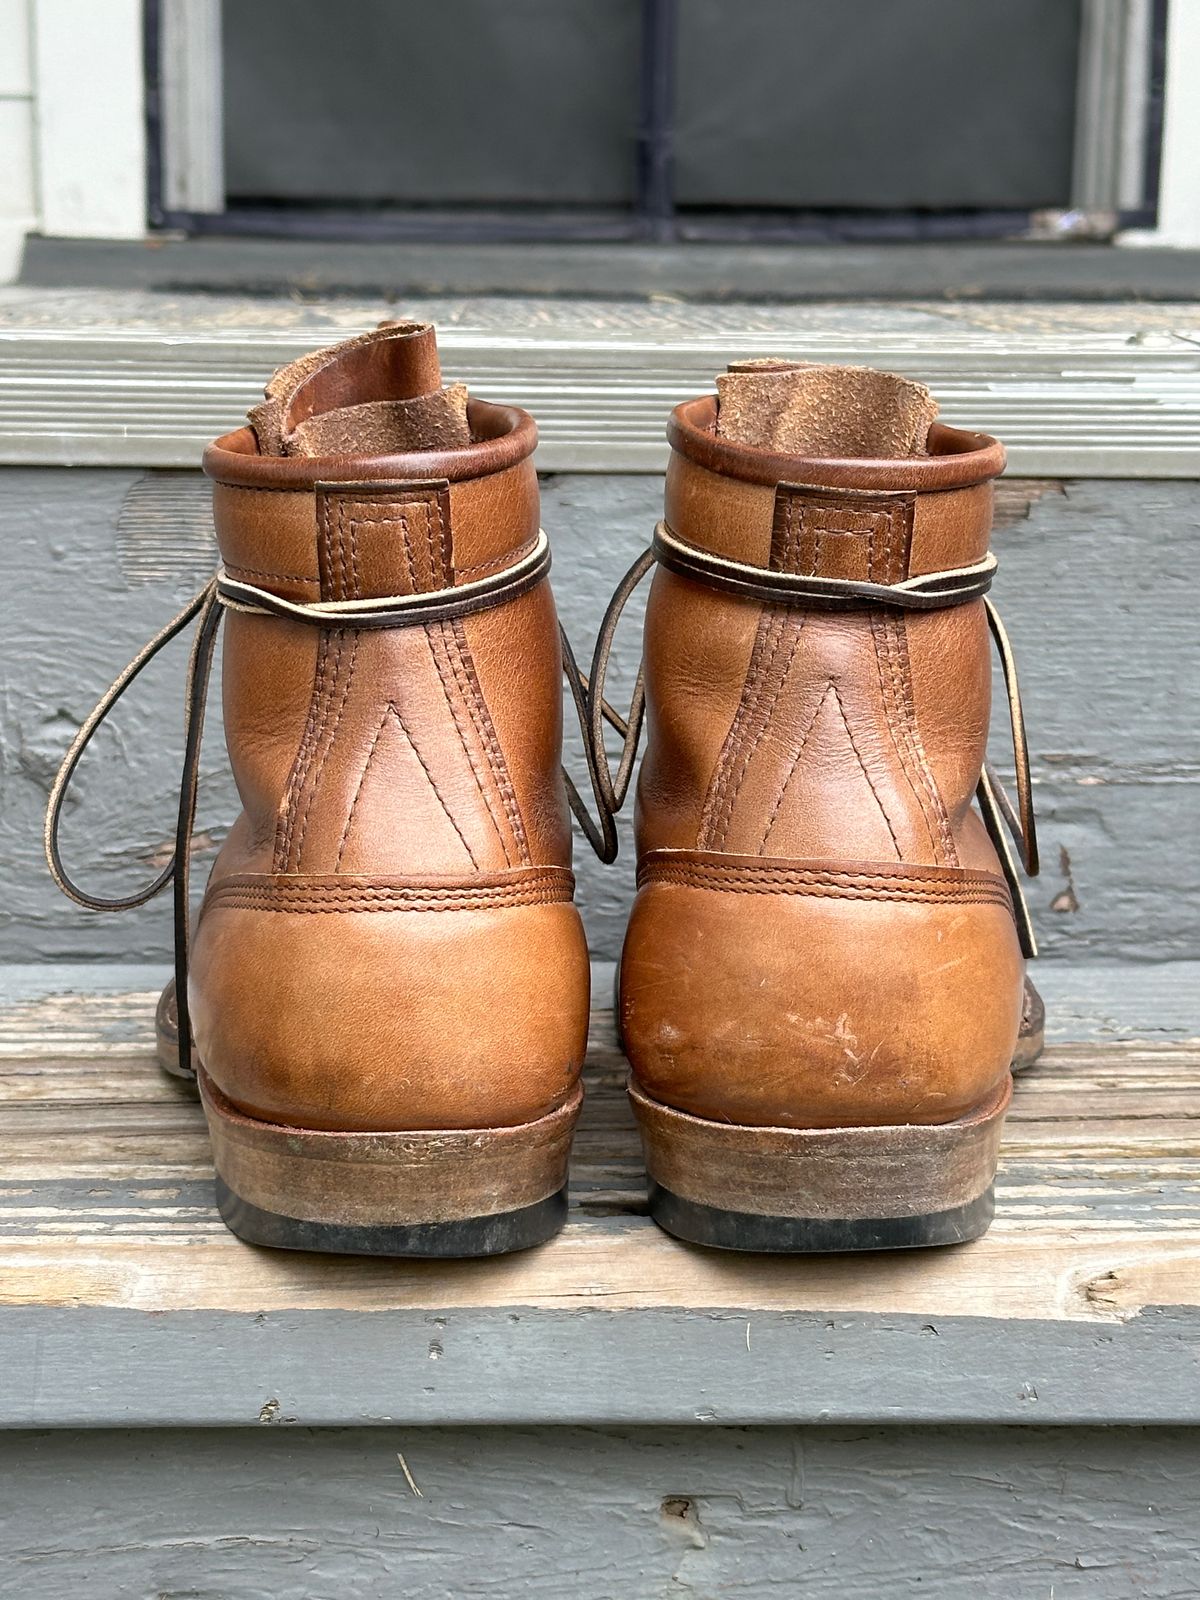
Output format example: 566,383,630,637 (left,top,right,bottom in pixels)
222,0,641,206
674,0,1081,209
